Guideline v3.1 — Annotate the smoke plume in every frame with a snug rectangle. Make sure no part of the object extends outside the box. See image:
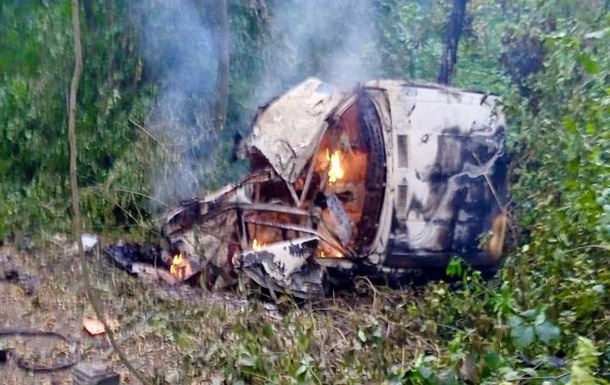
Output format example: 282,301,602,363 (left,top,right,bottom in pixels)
137,0,220,206
256,0,381,101
136,0,382,207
